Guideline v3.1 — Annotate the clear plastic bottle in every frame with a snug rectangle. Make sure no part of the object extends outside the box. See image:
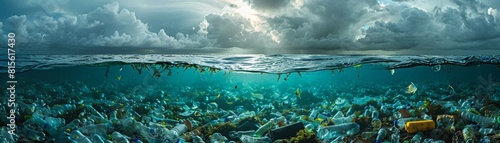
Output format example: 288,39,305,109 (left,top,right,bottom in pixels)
239,135,257,143
461,111,495,127
410,132,423,143
43,116,65,128
254,118,276,137
51,104,76,116
78,123,111,136
0,128,14,143
207,102,218,113
372,118,382,130
394,118,420,129
229,130,255,139
481,136,491,143
431,100,455,108
391,128,401,143
90,134,105,143
420,113,432,120
192,135,205,143
70,130,92,143
422,138,433,143
317,122,360,140
372,110,380,119
86,104,104,119
23,115,59,135
171,124,188,136
111,131,130,143
309,109,319,120
332,111,354,124
376,128,388,143
210,133,226,143
361,131,378,140
479,128,494,135
19,126,46,141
